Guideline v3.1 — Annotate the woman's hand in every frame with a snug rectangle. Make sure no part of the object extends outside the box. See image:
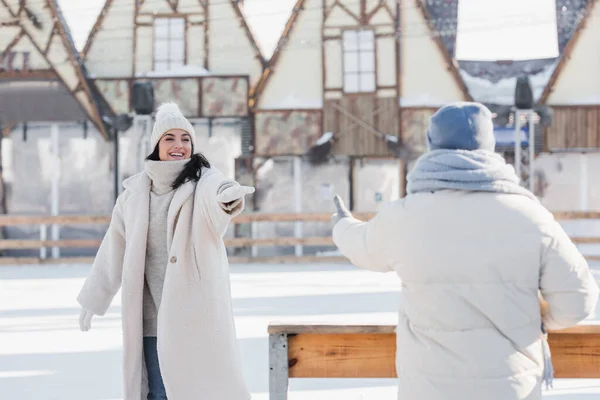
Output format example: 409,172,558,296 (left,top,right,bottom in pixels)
216,185,255,204
216,184,255,214
79,308,95,332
